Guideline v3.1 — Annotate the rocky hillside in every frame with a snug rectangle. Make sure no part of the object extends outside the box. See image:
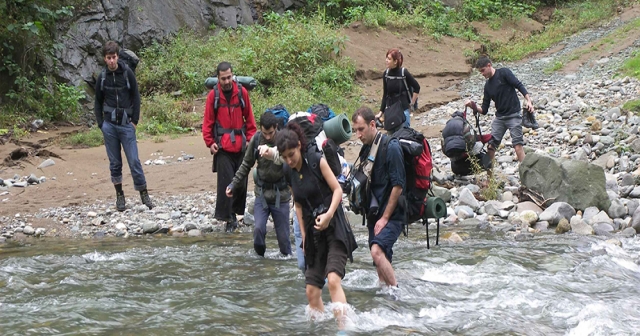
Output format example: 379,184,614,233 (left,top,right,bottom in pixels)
55,0,301,86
